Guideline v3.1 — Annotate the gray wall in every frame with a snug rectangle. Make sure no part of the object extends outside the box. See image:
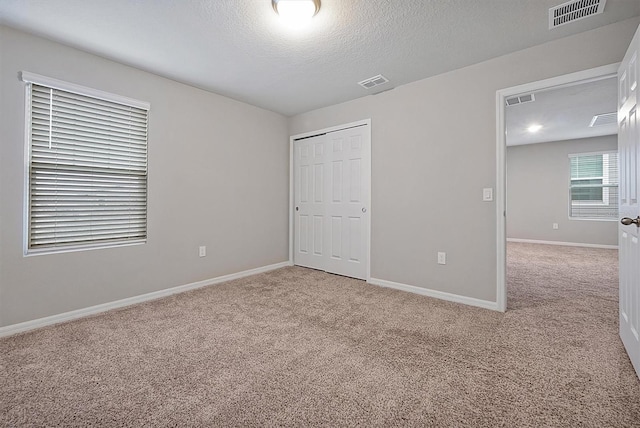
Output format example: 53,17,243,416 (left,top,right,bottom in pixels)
2,18,638,327
507,136,618,246
289,18,639,302
0,26,290,326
